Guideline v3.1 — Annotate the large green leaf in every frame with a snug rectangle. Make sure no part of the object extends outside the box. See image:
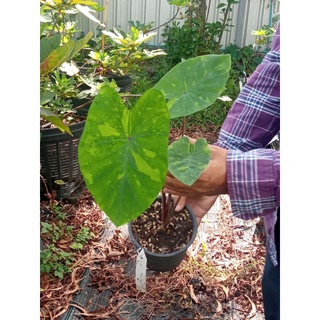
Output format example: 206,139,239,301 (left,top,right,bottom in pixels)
78,86,170,226
153,54,231,119
40,34,61,63
168,137,211,186
40,32,93,76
